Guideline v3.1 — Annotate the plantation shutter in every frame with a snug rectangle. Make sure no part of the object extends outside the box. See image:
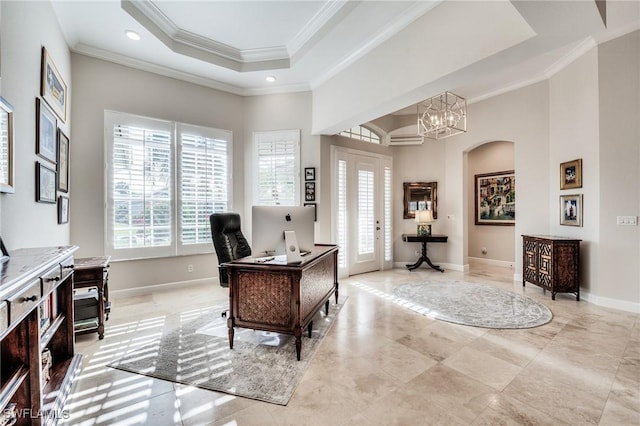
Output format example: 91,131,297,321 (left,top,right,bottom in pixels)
179,125,231,253
254,130,300,206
